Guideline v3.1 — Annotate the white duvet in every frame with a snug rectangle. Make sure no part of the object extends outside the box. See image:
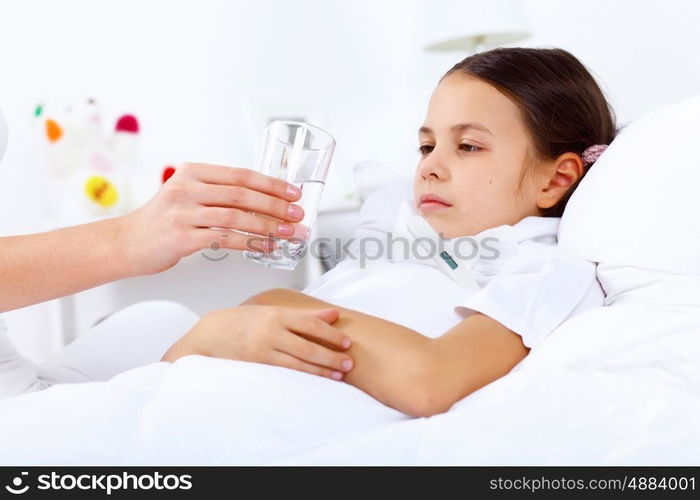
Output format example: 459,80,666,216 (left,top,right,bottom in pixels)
1,302,699,465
